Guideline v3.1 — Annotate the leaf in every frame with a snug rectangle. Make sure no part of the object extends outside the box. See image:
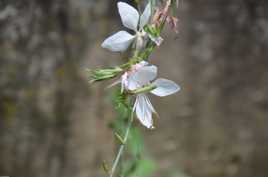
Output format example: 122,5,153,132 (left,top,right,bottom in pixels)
115,132,125,145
